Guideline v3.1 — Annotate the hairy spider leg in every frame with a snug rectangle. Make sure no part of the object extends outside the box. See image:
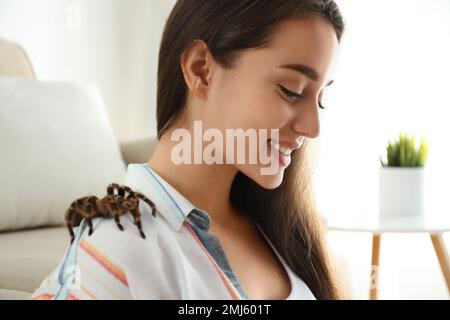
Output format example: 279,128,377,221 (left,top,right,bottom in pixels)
65,202,77,244
107,183,123,197
65,196,89,244
108,198,125,231
85,198,94,236
129,207,146,239
135,192,157,217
